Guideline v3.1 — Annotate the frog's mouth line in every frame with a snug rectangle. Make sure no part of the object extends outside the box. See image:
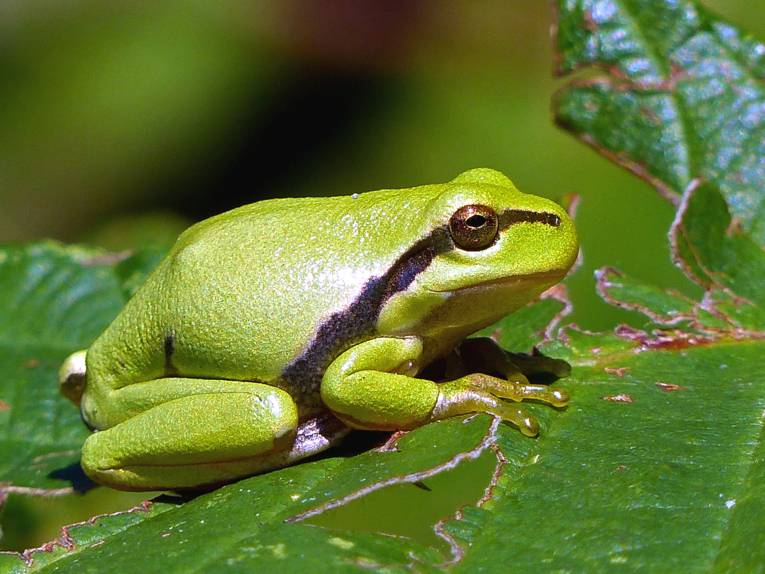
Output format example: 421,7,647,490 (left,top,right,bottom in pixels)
430,268,568,293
